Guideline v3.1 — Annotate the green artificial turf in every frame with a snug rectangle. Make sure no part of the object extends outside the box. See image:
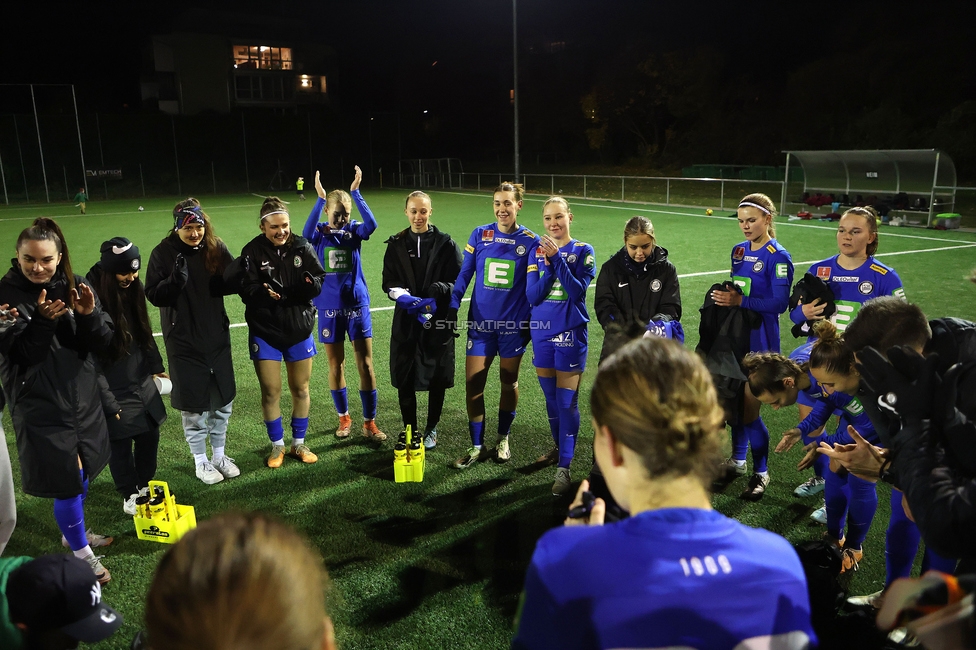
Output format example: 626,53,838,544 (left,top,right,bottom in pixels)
2,189,975,649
